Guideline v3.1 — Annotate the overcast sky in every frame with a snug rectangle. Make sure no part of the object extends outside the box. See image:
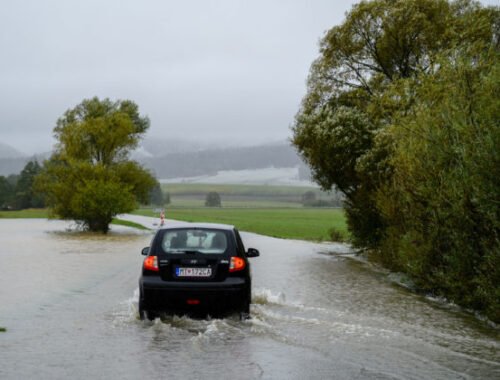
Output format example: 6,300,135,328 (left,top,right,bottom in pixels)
1,0,497,154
